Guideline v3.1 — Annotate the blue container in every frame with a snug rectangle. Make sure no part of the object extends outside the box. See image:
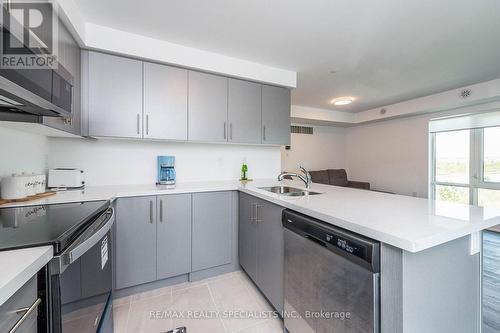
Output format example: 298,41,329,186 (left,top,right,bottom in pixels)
157,156,176,185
